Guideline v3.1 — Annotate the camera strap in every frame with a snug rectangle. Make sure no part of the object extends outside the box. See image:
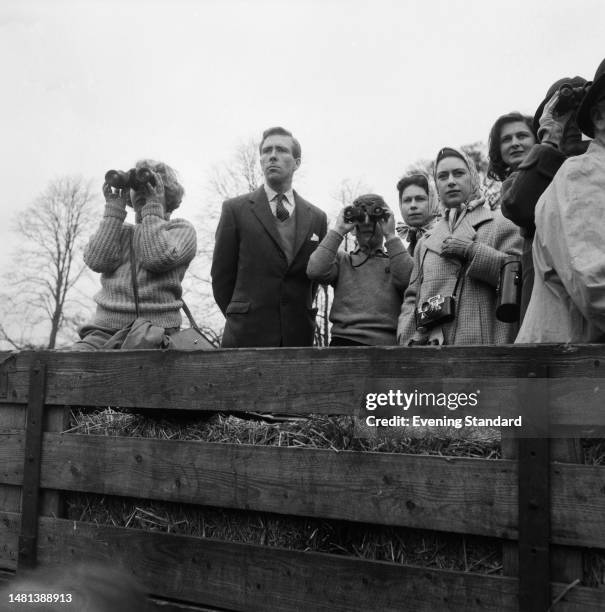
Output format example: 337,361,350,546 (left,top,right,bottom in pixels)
128,228,215,345
129,230,140,319
414,248,466,313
